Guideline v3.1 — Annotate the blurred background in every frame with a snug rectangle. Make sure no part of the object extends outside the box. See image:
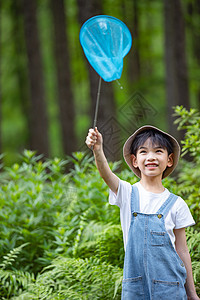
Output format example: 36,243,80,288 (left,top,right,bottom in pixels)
0,0,200,165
